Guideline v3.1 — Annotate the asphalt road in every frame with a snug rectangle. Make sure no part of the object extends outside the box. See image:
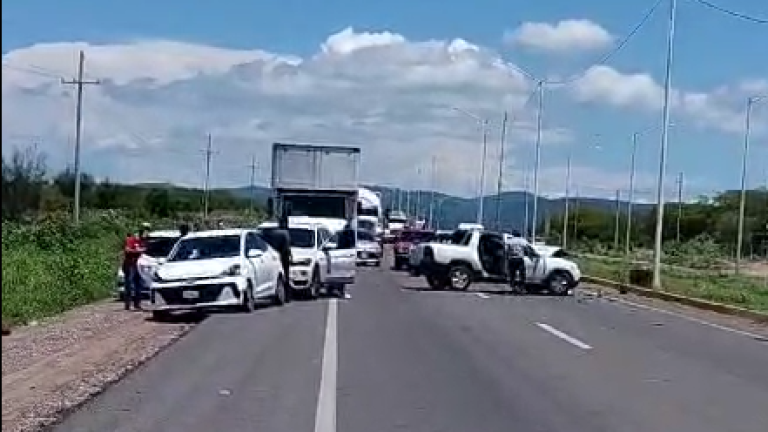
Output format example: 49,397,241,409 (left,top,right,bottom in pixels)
52,258,768,432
